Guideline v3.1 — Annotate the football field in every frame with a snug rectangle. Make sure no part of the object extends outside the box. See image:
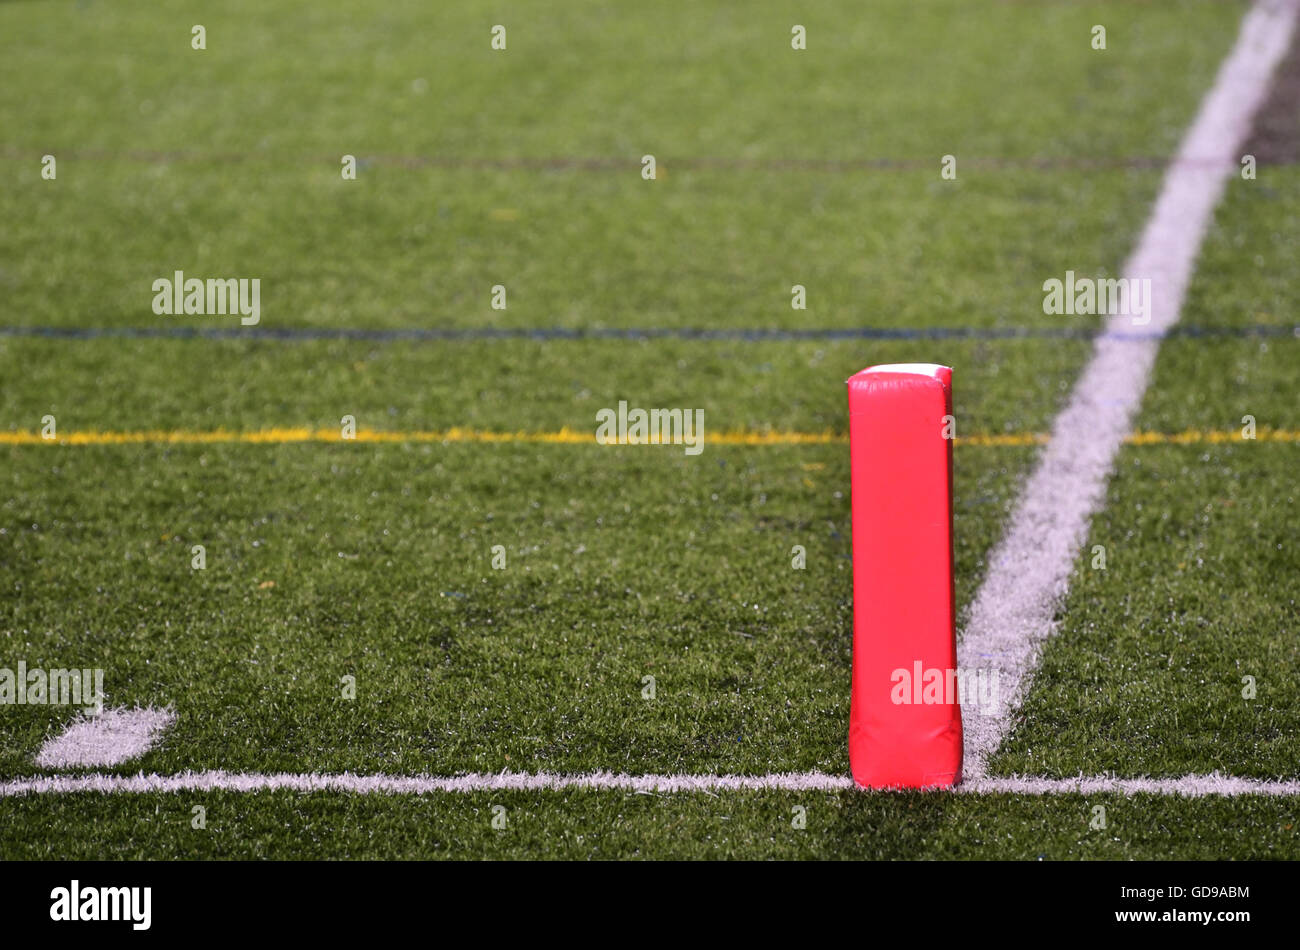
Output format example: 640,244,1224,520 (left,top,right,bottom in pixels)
1,0,1298,859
